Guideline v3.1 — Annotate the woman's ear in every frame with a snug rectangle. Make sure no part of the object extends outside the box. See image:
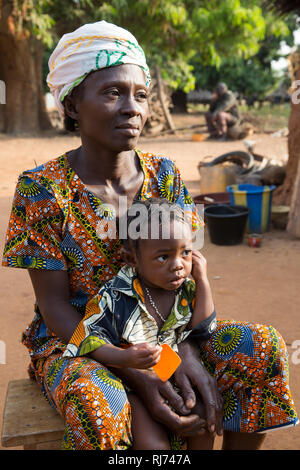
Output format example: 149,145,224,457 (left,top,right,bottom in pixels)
63,95,80,122
120,246,138,268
